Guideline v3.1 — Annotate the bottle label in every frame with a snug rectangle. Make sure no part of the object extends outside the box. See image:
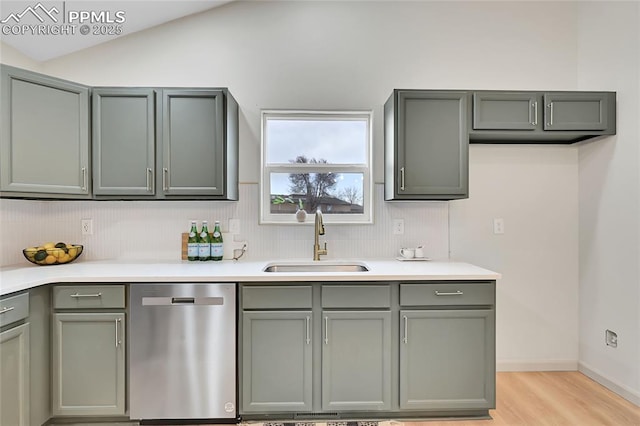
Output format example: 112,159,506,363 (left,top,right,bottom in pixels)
213,231,221,238
200,232,208,238
189,232,196,238
211,243,223,257
187,243,199,257
198,243,211,258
